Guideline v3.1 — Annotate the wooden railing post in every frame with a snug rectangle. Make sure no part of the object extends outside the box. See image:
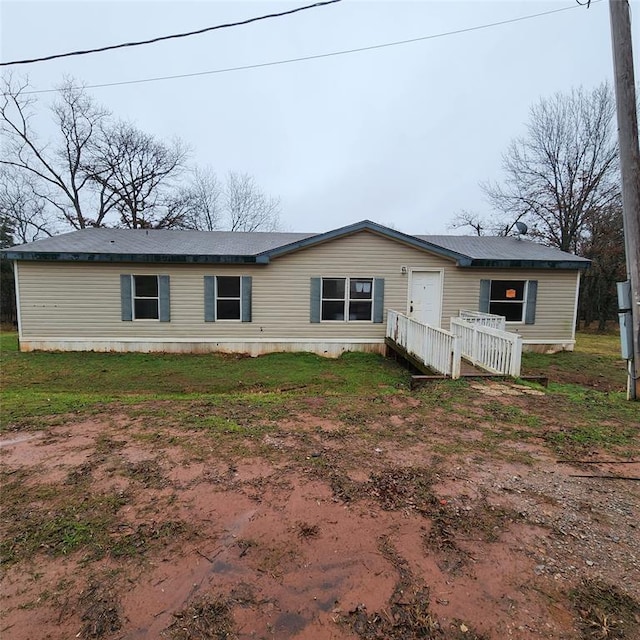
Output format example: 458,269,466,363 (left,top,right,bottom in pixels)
510,334,523,377
451,335,461,379
471,324,479,366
